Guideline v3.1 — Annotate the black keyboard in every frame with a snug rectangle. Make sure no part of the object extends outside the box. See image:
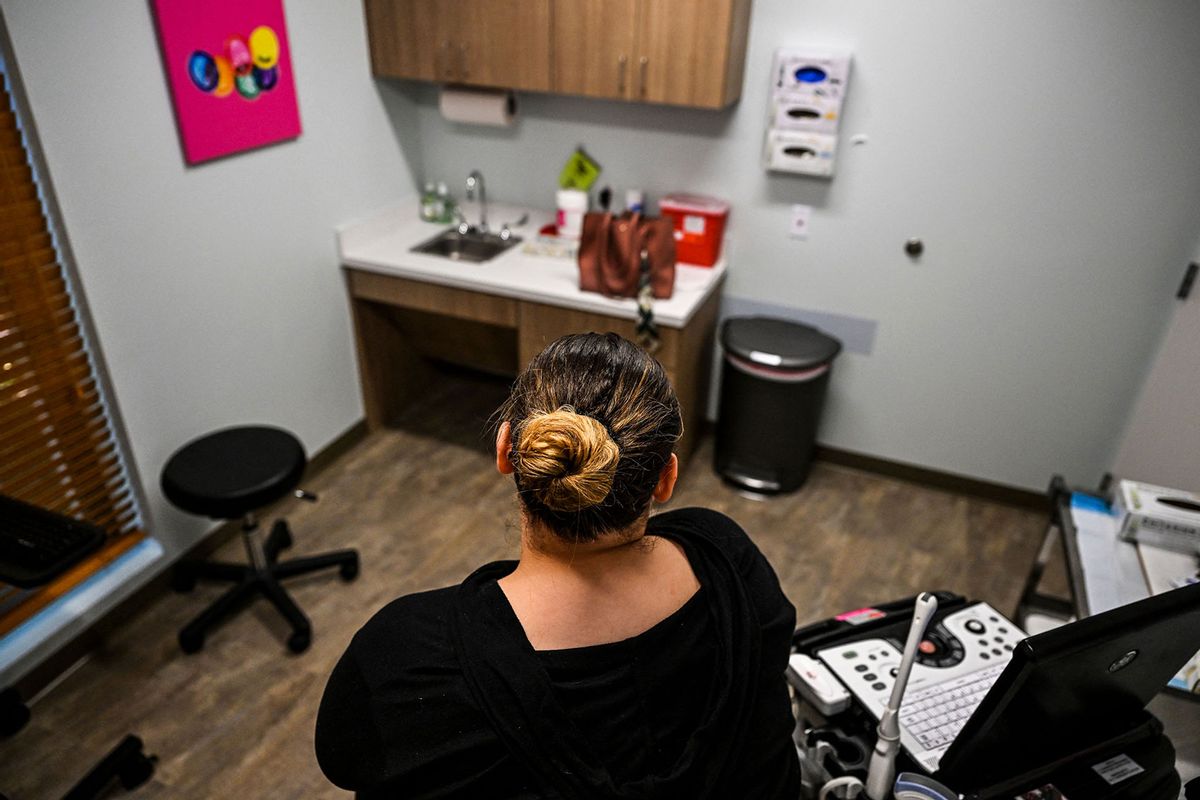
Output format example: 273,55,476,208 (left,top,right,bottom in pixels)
0,494,107,589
